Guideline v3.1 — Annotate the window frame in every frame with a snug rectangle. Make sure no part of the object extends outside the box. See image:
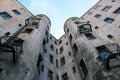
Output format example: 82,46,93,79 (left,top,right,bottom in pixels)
102,6,112,12
12,9,20,15
104,17,114,24
0,12,11,20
